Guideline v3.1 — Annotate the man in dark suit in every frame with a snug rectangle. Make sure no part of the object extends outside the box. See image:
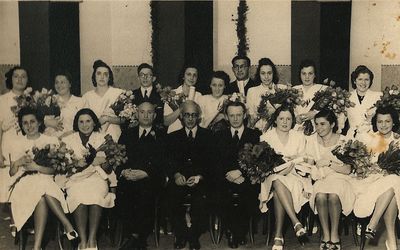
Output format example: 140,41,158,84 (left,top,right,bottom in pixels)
224,55,258,96
215,101,261,248
133,63,164,127
167,101,213,250
116,101,166,250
